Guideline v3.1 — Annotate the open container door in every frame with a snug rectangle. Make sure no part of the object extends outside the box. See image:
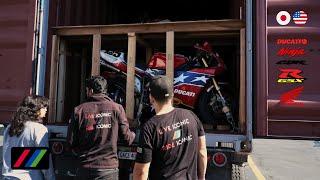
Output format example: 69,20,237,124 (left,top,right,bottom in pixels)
266,0,320,138
45,0,253,179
